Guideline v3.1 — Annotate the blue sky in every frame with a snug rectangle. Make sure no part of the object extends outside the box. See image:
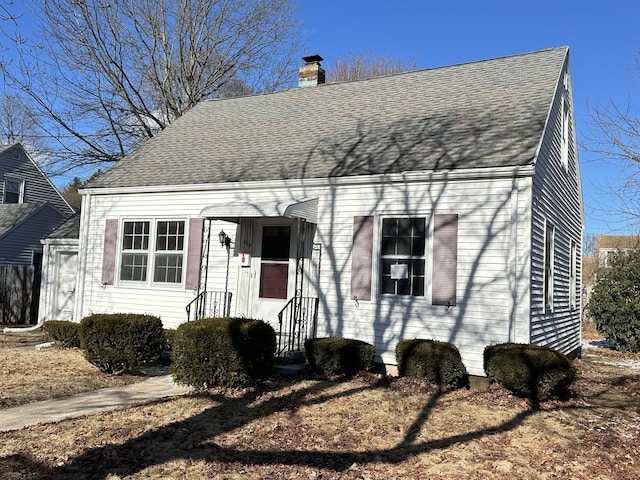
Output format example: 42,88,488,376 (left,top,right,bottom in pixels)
297,1,640,236
5,1,639,236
